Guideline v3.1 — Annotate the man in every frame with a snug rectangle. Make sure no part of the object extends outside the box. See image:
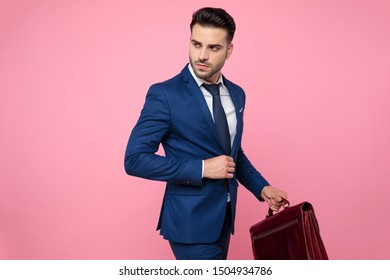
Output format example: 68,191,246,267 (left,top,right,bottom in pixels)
124,7,287,260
